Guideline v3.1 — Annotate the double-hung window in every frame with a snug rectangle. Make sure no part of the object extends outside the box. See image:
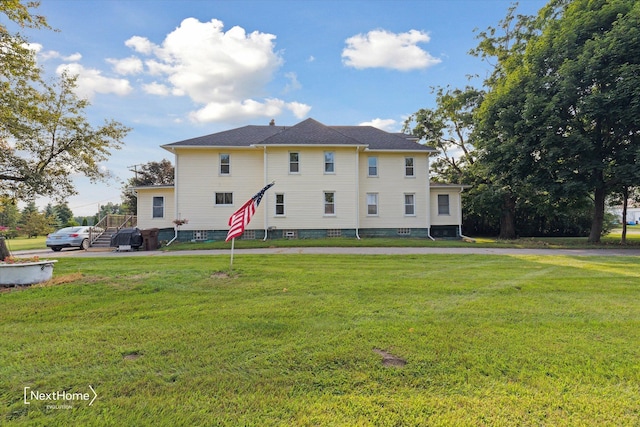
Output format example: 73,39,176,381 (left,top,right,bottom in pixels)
152,196,164,218
324,152,335,173
438,194,450,215
367,193,378,216
275,194,285,216
289,152,299,173
405,157,414,177
219,154,230,175
404,194,415,216
368,157,378,177
215,192,233,206
324,192,335,215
